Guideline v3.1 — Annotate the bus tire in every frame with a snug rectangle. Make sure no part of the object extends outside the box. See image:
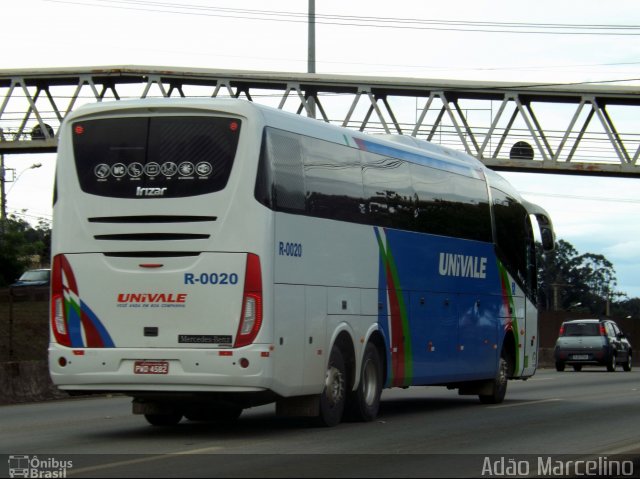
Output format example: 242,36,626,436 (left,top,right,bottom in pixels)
144,413,183,426
318,345,347,427
347,342,382,422
479,354,509,405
